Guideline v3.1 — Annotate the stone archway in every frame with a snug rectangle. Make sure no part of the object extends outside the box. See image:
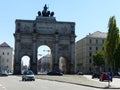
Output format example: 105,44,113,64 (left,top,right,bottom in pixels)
13,5,76,74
